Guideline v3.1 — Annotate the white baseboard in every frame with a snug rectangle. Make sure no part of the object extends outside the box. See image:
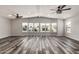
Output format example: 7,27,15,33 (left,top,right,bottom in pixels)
0,35,11,39
65,36,79,41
